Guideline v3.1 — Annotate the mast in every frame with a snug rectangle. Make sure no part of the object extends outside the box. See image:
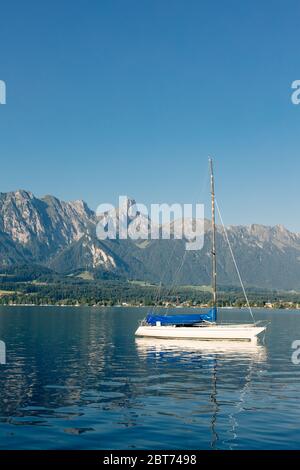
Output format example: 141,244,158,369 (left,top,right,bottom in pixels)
209,158,217,315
